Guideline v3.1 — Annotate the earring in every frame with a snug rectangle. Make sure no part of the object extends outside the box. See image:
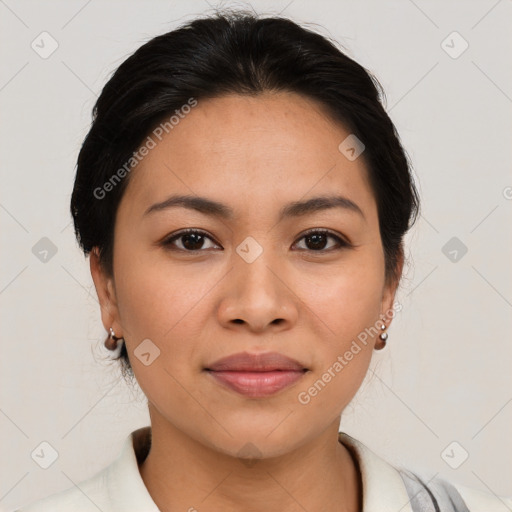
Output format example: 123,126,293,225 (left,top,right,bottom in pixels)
375,323,388,351
105,326,124,351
